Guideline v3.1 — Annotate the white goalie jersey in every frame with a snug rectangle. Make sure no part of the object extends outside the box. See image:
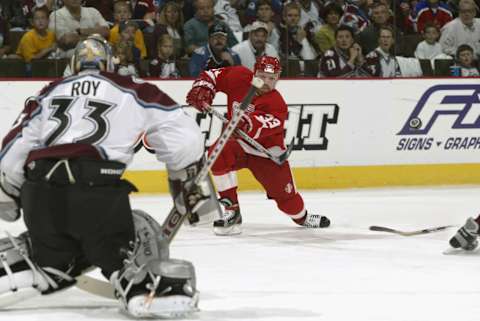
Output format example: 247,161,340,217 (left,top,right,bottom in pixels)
0,71,203,190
